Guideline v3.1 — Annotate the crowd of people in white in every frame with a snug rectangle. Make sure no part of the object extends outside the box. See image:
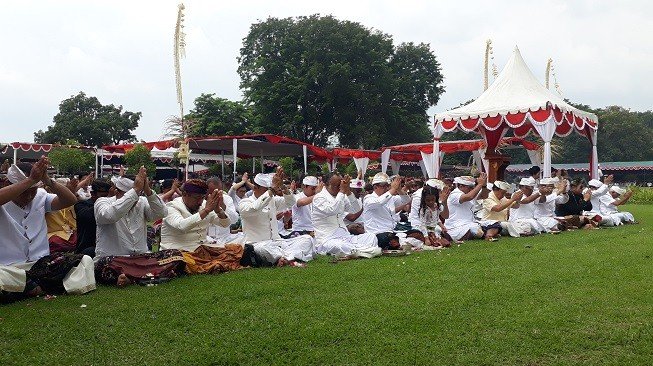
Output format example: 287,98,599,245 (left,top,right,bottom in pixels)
0,157,636,303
